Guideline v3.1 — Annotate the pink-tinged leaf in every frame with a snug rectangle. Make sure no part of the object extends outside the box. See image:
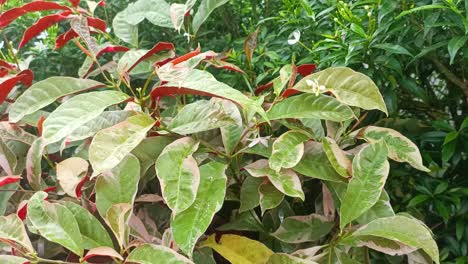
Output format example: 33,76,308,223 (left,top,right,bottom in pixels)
98,1,106,7
17,200,28,220
81,45,130,78
297,64,316,77
43,186,57,193
87,17,106,32
0,2,71,28
281,88,301,98
244,28,259,65
69,0,80,7
75,175,88,199
254,82,273,95
171,44,201,65
82,247,123,262
0,0,6,5
18,11,72,49
36,115,46,136
70,16,99,55
205,58,245,74
0,176,21,187
55,29,78,49
0,69,34,104
151,86,223,101
288,64,298,88
126,42,175,73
